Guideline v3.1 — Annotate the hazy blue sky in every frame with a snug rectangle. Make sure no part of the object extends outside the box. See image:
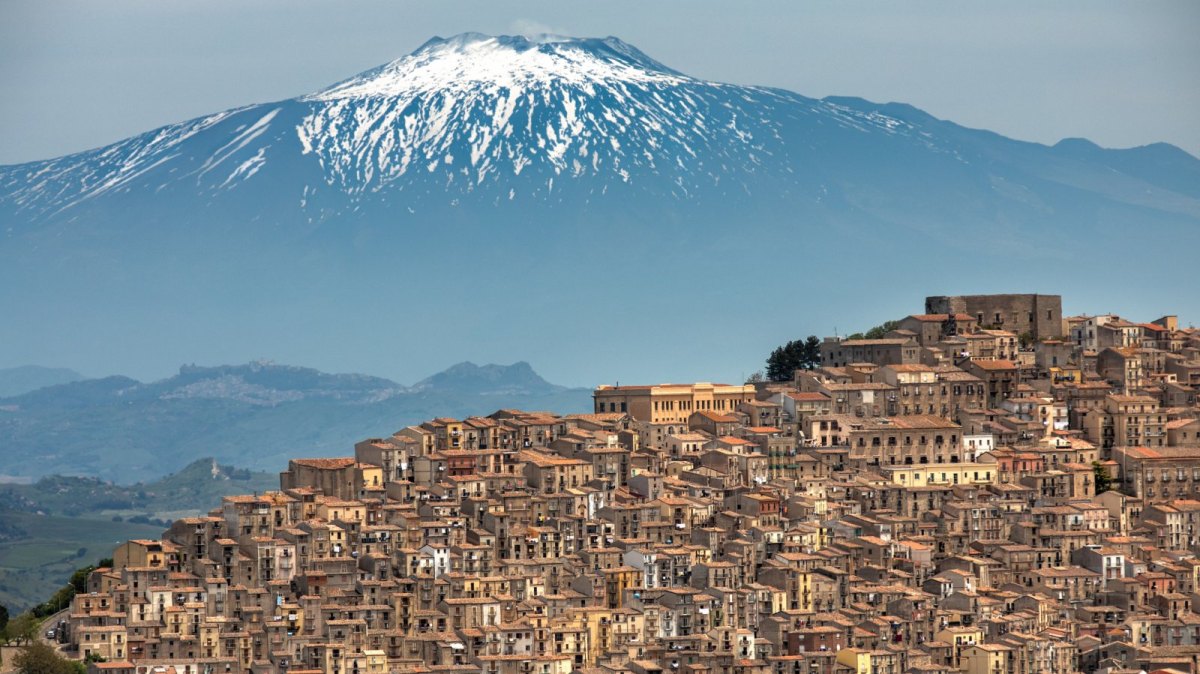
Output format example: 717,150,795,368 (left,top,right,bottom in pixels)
1,0,1197,166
